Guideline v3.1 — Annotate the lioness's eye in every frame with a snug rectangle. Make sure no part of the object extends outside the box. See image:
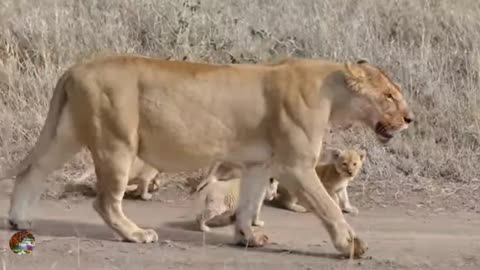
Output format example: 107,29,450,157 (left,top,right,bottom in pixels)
385,93,394,100
353,163,357,166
